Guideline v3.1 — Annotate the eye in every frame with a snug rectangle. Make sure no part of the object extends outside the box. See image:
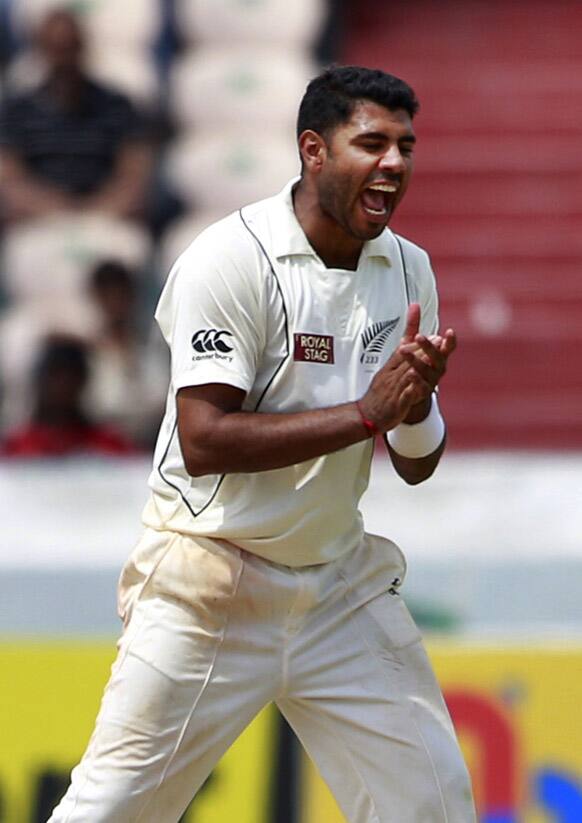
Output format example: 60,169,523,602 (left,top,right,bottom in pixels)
400,144,415,157
359,140,384,152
